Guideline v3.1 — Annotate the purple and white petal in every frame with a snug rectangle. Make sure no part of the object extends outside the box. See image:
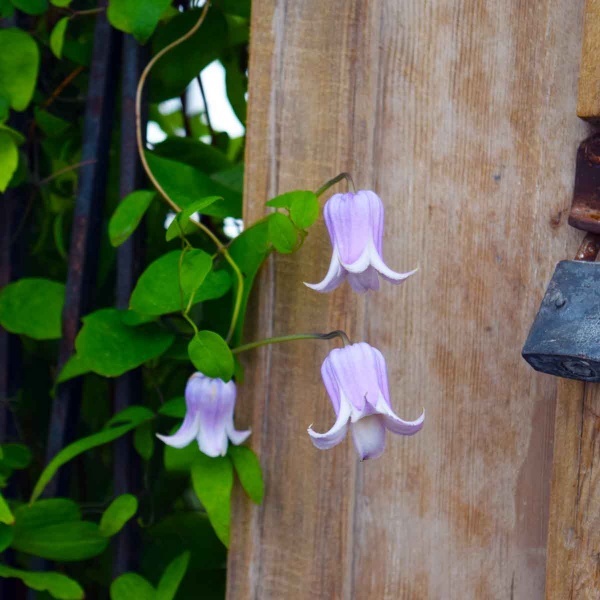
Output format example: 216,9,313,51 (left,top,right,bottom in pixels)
227,424,252,446
308,397,352,450
375,397,425,436
304,251,345,293
369,249,418,284
347,266,380,293
351,414,387,460
156,409,201,448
